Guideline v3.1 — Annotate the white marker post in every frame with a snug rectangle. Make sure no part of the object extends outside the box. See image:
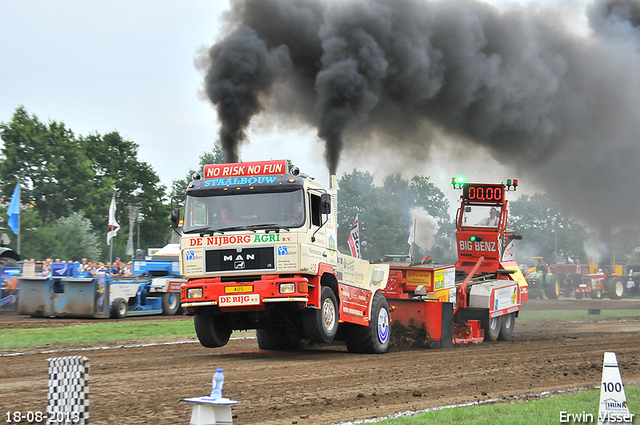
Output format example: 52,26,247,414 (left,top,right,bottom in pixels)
598,352,634,424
